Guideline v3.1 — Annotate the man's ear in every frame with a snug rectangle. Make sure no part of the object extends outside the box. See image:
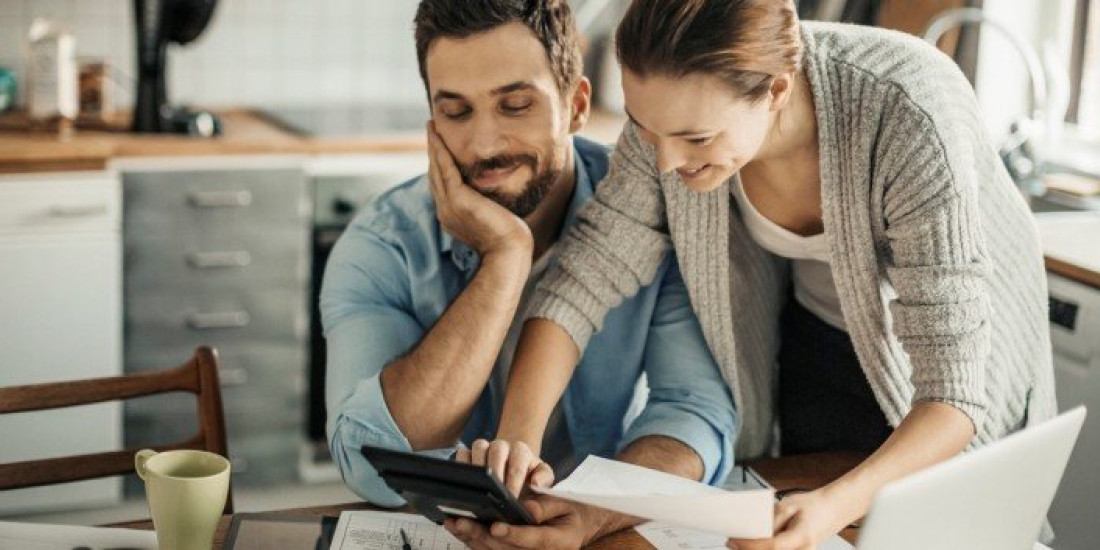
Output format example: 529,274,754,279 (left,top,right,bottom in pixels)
768,72,794,112
567,77,592,134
